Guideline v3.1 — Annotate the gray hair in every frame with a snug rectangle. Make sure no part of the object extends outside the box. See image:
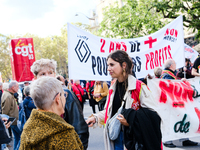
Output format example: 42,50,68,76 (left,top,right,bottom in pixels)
154,67,163,78
164,59,174,69
2,83,9,90
30,58,57,76
8,81,18,89
30,76,63,110
24,86,30,96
